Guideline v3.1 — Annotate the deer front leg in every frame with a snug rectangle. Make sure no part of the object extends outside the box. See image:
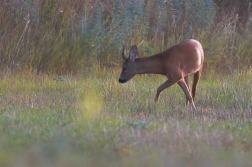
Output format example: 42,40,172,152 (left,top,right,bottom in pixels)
155,77,180,103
